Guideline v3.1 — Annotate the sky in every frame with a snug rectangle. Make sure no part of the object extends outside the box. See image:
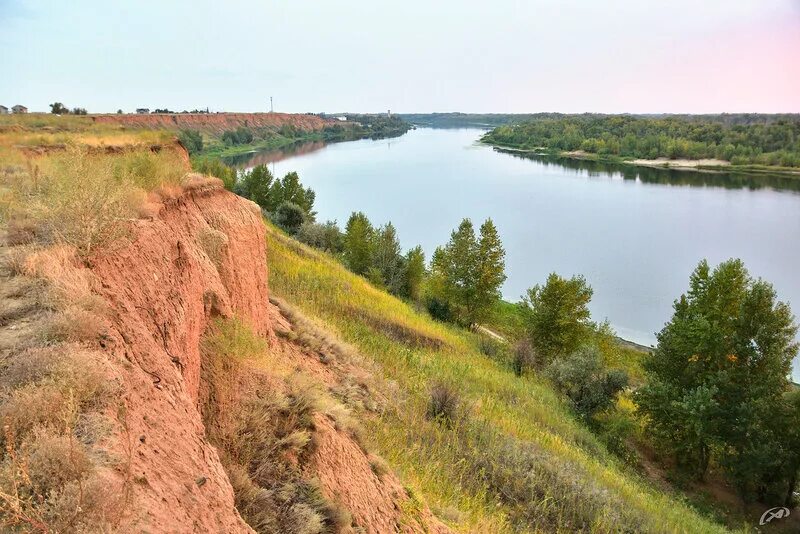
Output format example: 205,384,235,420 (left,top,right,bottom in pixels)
1,0,798,114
